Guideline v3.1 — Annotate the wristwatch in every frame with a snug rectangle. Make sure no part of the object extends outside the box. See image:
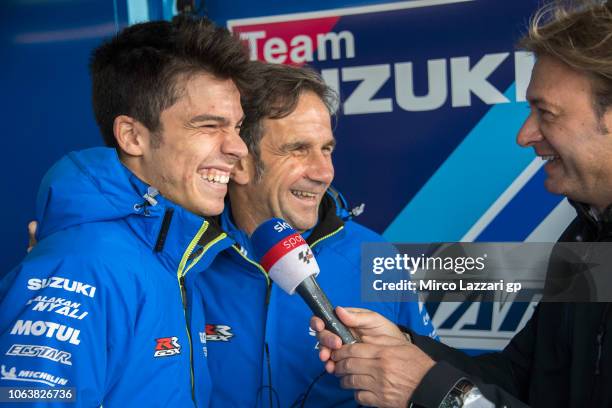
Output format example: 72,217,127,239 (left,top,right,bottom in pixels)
439,379,494,408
